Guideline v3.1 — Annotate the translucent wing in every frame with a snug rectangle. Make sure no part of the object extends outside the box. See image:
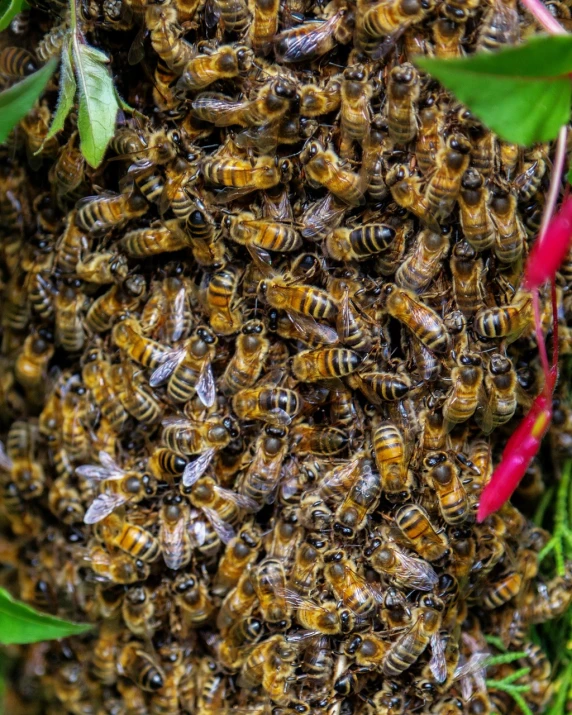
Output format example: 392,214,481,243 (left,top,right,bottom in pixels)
287,311,339,345
429,632,448,684
274,13,340,63
264,407,293,427
192,93,242,126
393,549,439,591
320,456,360,494
84,492,128,524
196,360,216,407
202,506,235,544
98,450,123,475
169,287,187,343
215,485,258,512
182,448,215,487
453,651,490,682
149,348,187,387
189,512,207,547
337,564,384,612
161,518,187,570
0,441,13,472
